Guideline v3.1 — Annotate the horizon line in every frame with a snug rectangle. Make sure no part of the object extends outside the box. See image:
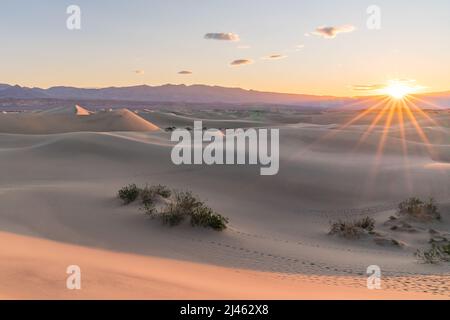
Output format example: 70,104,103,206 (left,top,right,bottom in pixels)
1,82,449,99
